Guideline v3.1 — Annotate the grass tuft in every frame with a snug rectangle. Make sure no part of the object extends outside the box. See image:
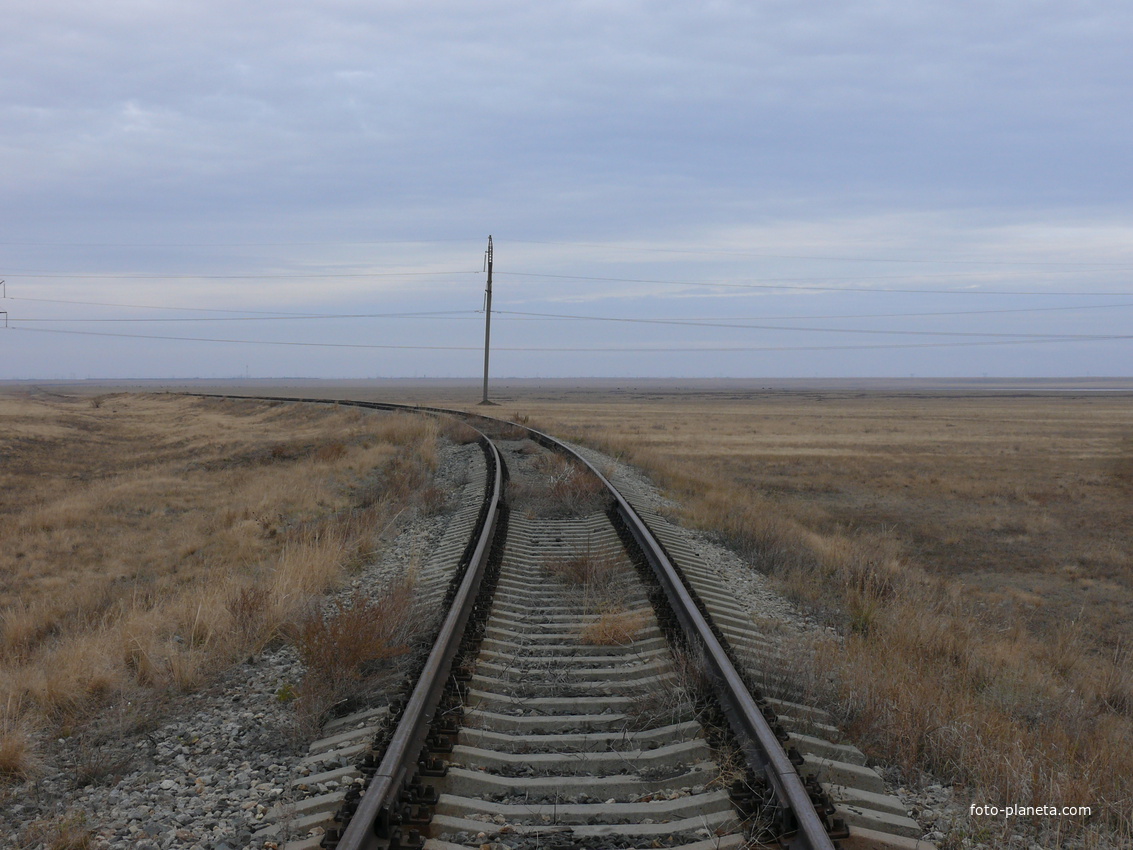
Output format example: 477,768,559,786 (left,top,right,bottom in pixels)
510,452,611,518
580,609,647,645
0,706,40,781
19,812,94,850
292,582,419,730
